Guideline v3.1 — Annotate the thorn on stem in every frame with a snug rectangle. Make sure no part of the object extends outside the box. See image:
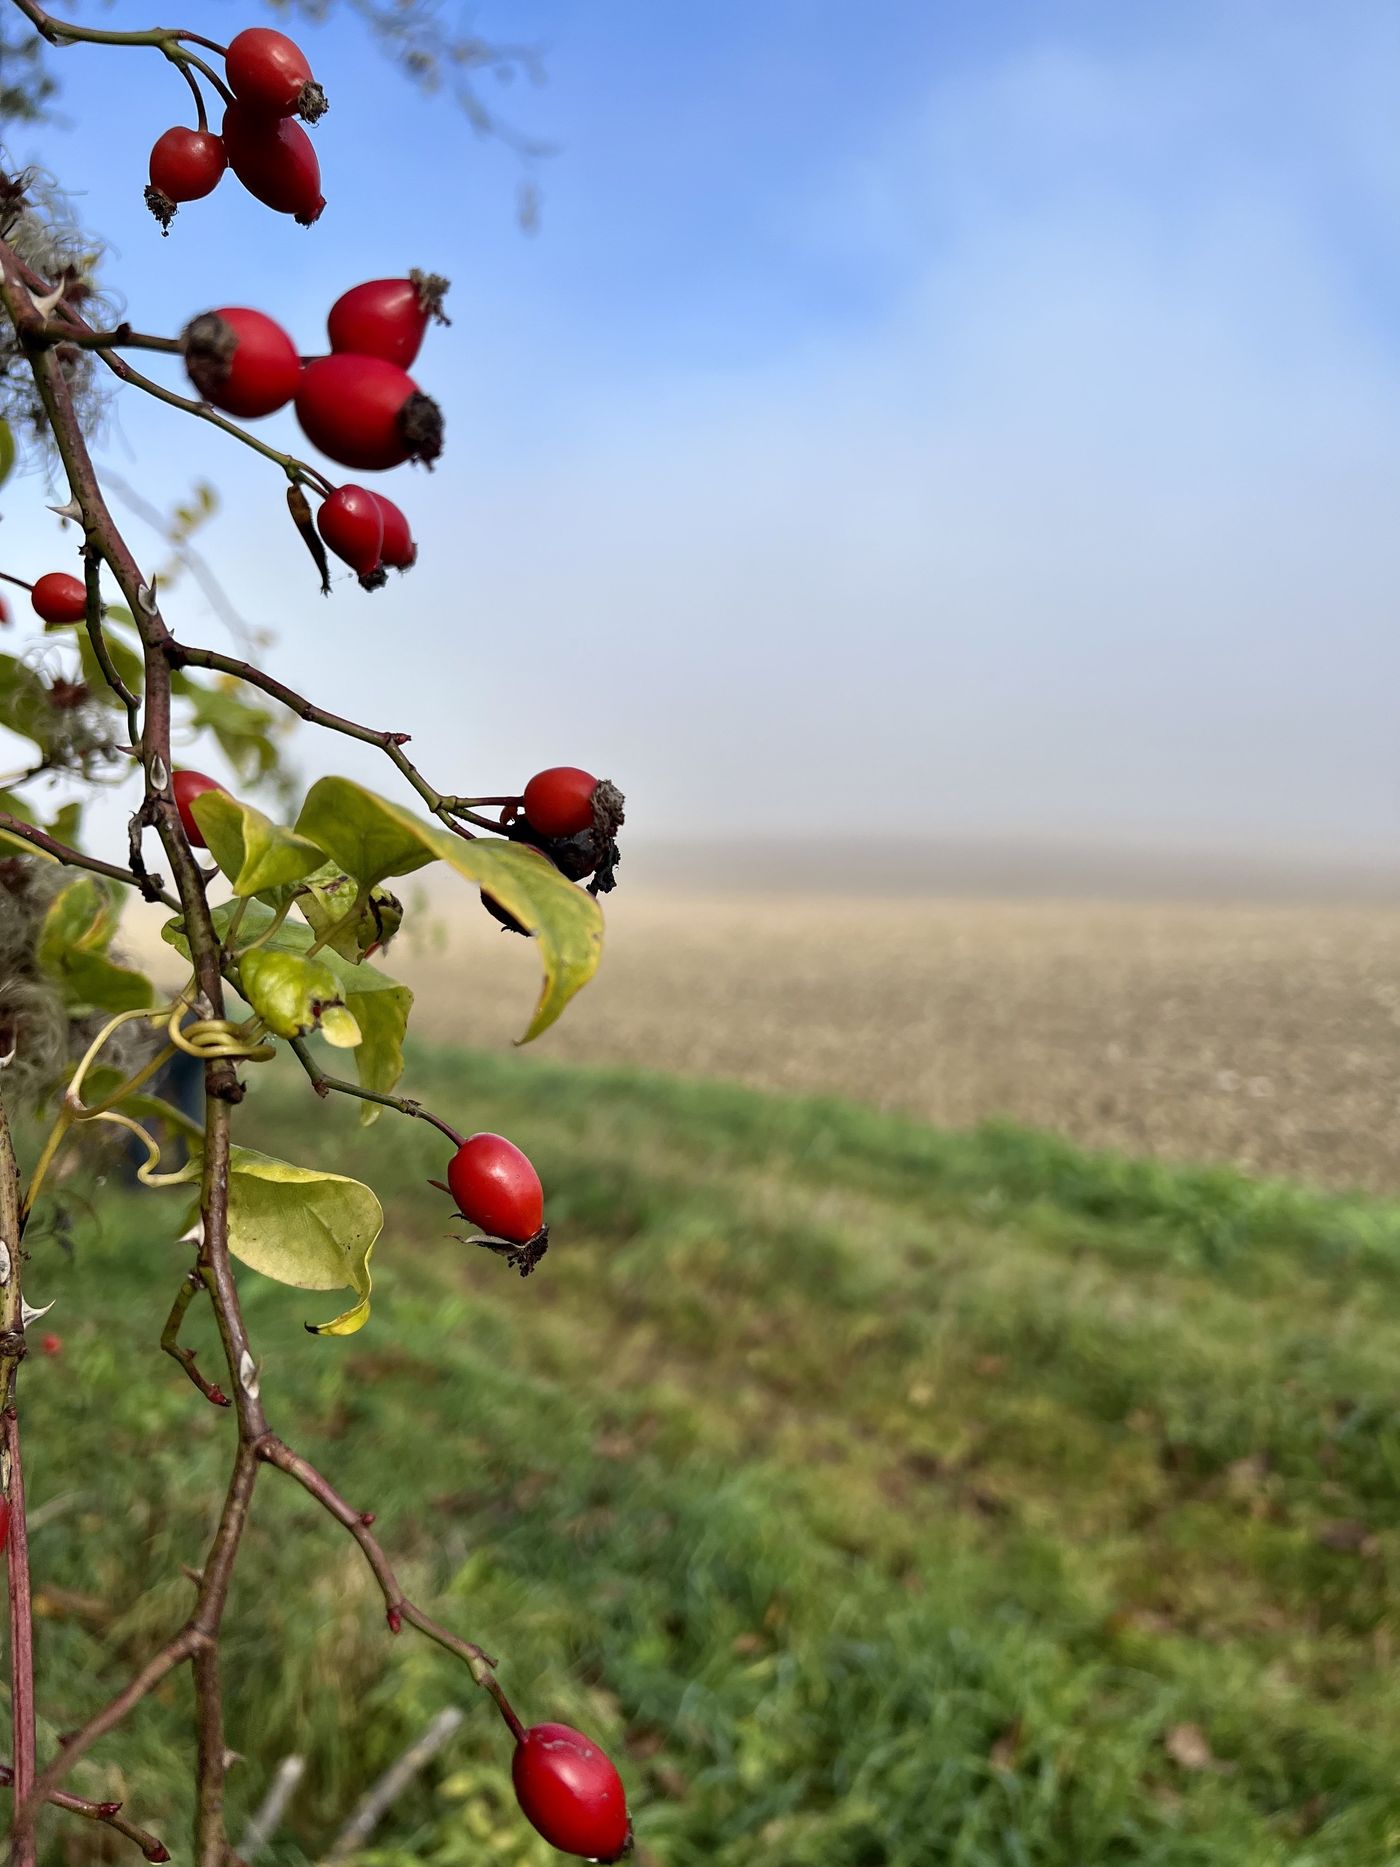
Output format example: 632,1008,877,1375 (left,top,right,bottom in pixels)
386,1606,403,1635
359,1510,375,1526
